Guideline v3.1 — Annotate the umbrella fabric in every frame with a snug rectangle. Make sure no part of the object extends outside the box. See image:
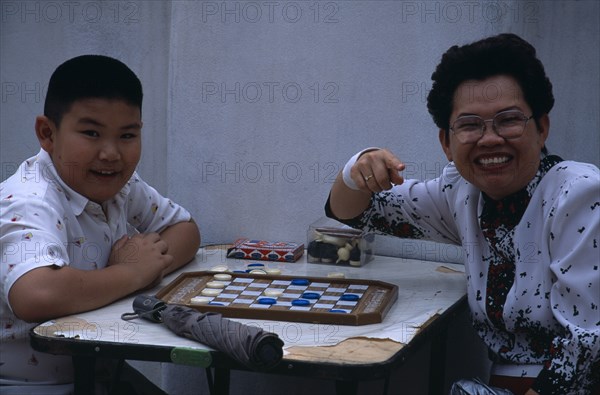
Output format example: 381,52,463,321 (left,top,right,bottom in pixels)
161,305,284,371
